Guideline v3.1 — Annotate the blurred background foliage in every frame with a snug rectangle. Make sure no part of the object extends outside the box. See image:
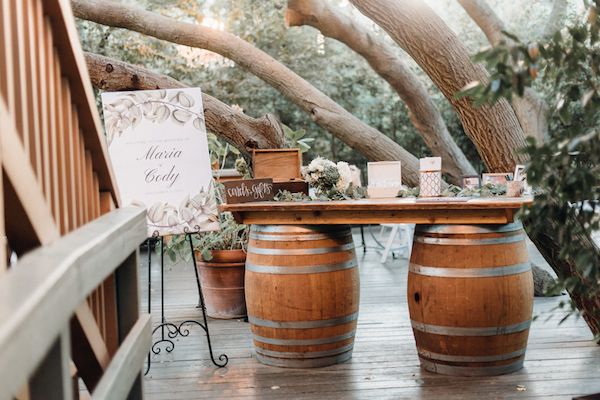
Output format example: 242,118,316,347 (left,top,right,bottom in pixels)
77,0,582,174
